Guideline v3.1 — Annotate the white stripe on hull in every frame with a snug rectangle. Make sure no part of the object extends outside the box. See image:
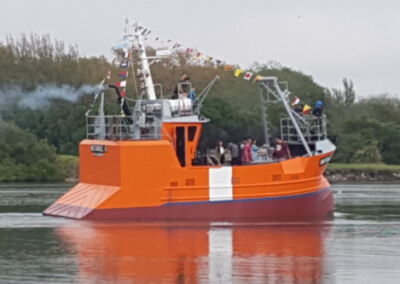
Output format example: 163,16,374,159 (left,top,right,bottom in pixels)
209,167,233,201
